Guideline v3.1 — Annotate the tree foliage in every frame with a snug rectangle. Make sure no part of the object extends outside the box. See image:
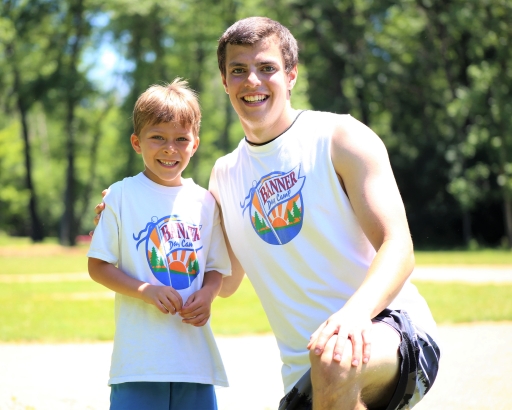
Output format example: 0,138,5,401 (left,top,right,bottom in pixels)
0,0,511,249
